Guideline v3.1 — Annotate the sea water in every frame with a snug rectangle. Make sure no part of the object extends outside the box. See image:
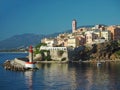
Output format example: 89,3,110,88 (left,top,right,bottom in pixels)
0,52,120,90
